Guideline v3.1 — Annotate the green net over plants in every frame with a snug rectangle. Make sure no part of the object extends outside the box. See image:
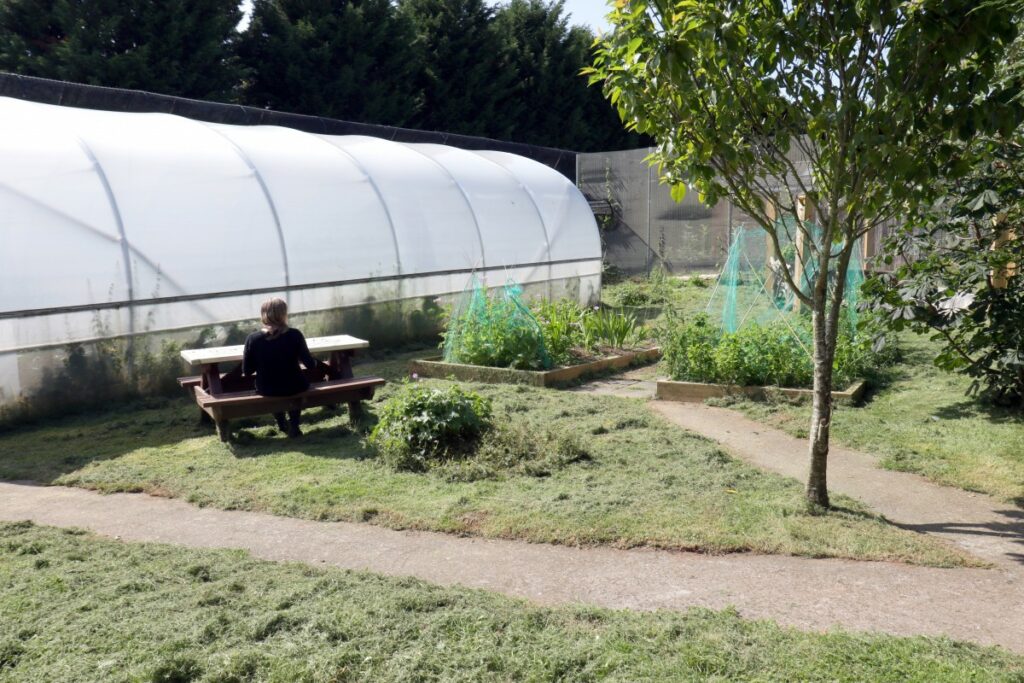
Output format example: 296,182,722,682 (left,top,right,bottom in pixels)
654,219,883,389
705,221,866,334
441,275,552,370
